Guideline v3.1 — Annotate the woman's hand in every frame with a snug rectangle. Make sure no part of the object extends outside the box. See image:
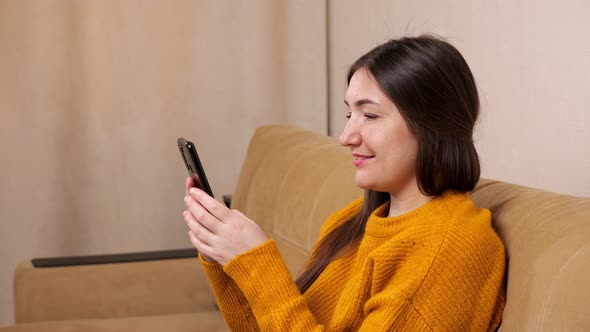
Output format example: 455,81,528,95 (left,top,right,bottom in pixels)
183,184,268,266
